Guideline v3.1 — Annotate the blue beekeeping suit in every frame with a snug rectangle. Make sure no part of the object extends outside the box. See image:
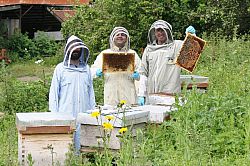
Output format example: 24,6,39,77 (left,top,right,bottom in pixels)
49,35,96,151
